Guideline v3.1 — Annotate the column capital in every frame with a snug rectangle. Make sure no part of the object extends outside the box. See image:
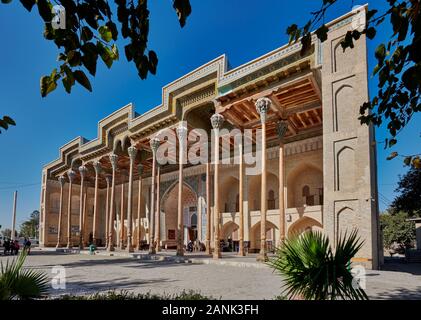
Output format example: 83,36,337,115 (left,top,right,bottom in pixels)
150,137,160,153
79,165,88,177
255,97,271,124
128,146,137,161
58,175,66,187
67,170,76,182
210,113,224,130
276,120,289,140
176,124,188,141
93,161,102,175
109,153,118,169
